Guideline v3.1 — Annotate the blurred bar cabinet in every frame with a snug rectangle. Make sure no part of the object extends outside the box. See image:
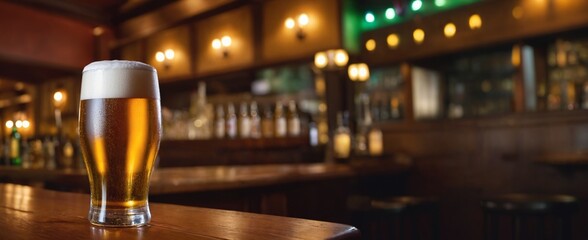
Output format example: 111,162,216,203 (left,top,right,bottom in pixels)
2,0,588,168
